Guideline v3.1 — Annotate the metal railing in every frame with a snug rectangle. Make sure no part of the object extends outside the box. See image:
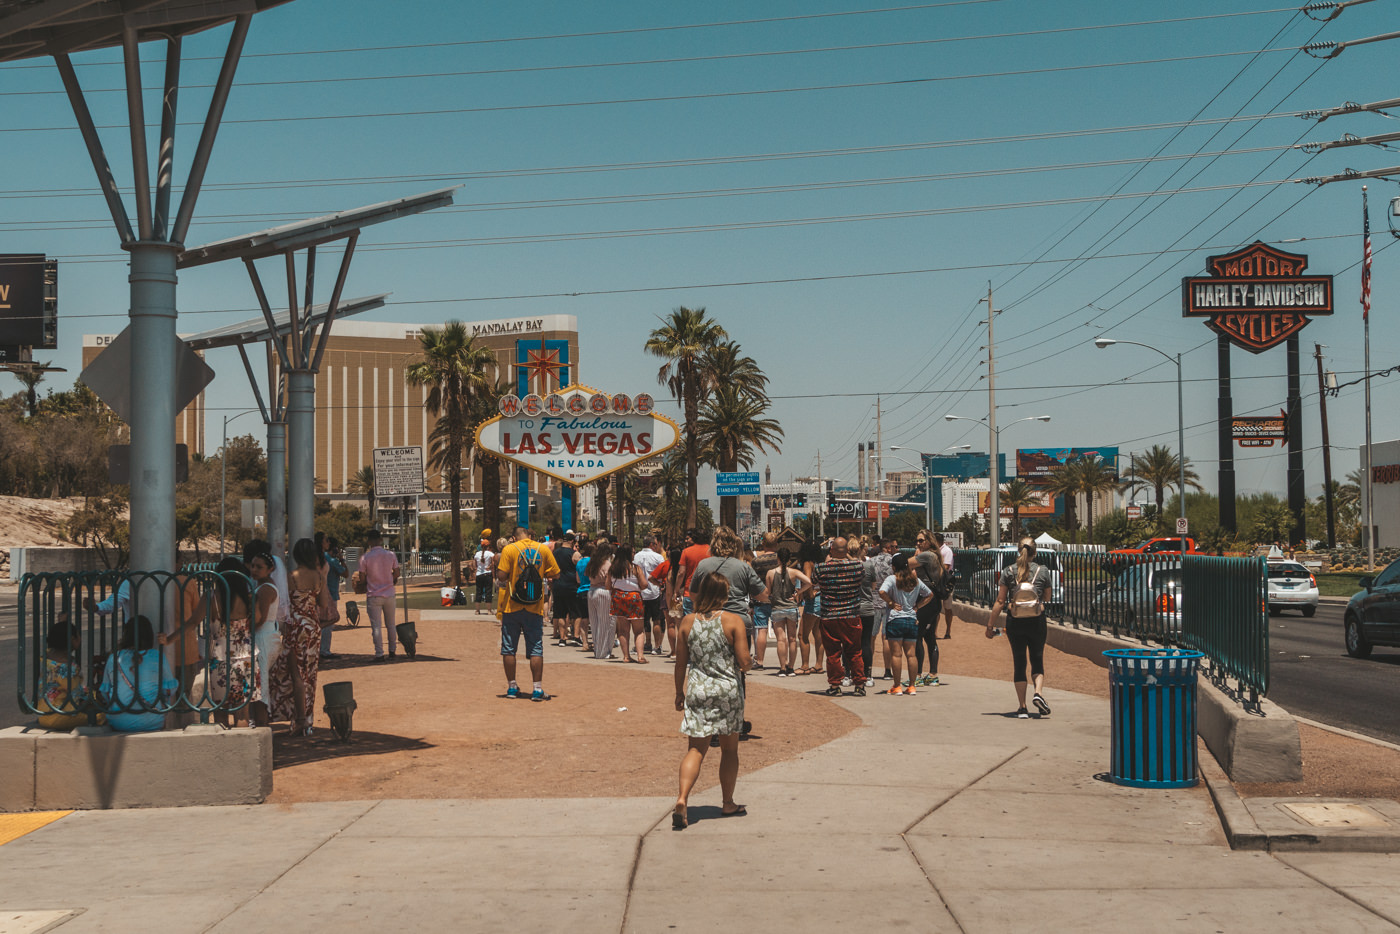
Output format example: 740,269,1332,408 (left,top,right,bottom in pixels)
1180,555,1268,707
952,547,1268,701
17,570,263,729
